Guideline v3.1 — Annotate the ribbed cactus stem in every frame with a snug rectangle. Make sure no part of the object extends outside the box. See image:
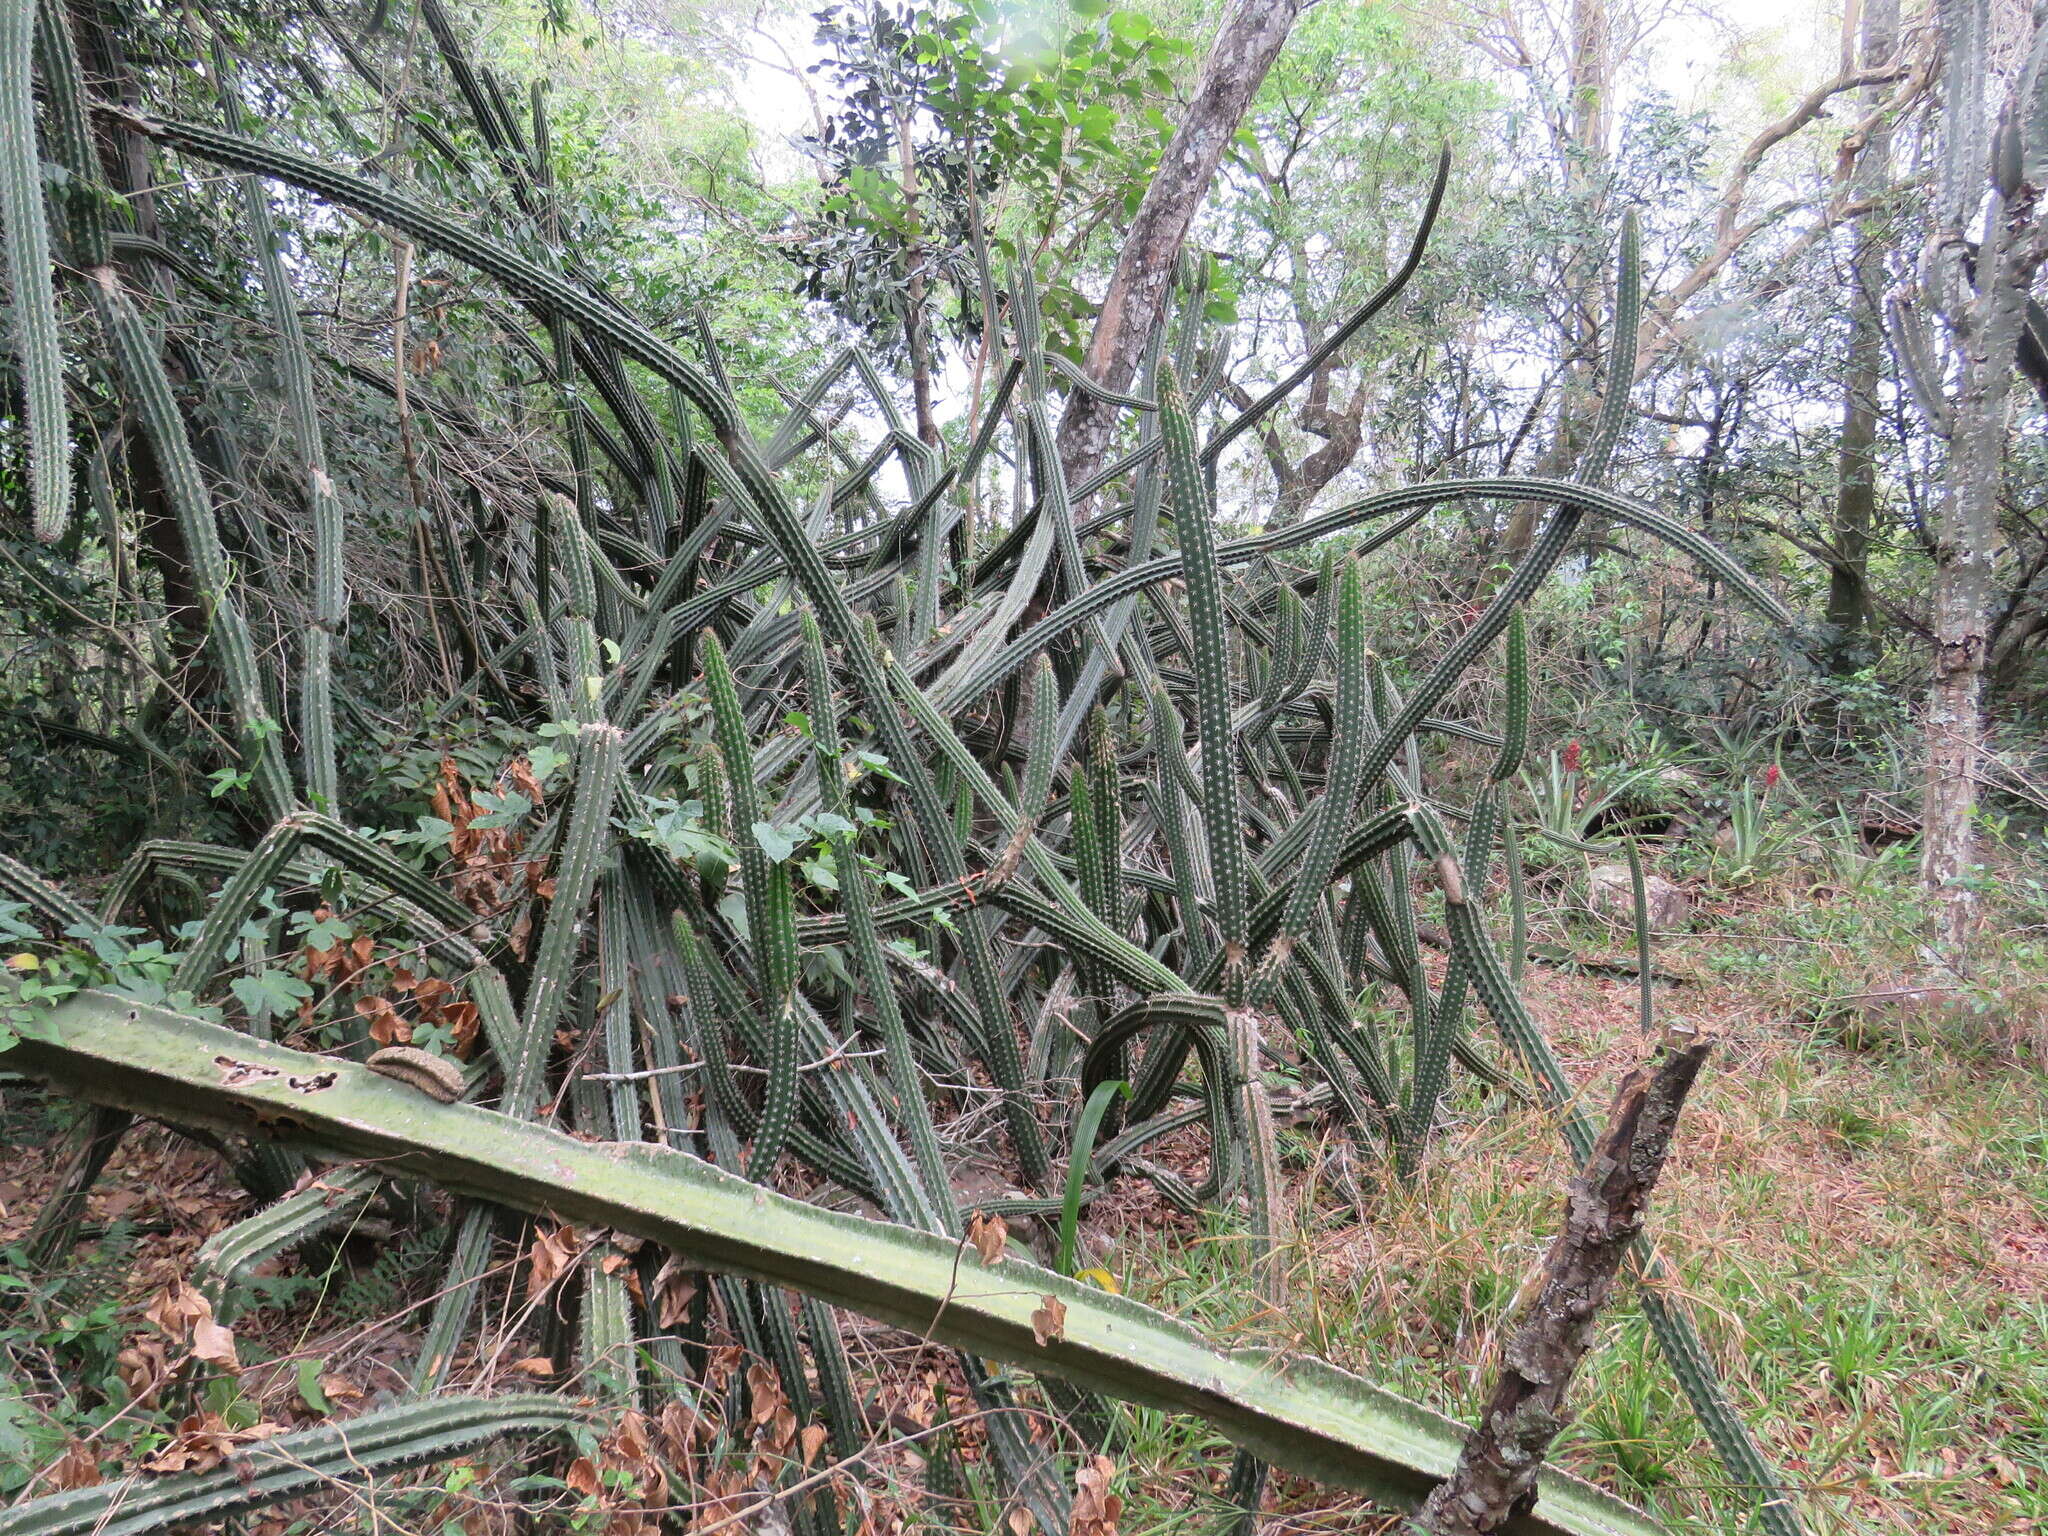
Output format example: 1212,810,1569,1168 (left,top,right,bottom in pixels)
799,611,955,1229
215,40,344,809
547,491,605,724
2,0,70,542
0,1395,589,1536
1159,365,1249,1005
1490,607,1530,784
507,721,623,1117
90,267,296,822
1254,558,1368,1006
699,631,801,1177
